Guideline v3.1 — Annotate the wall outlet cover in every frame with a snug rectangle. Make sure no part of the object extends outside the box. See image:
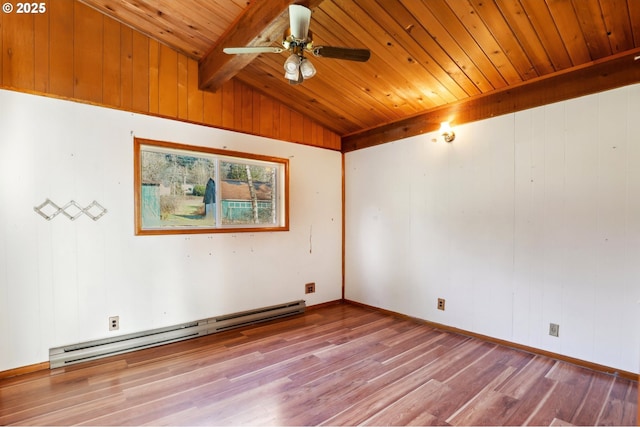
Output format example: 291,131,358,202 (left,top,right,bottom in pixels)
109,316,120,331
